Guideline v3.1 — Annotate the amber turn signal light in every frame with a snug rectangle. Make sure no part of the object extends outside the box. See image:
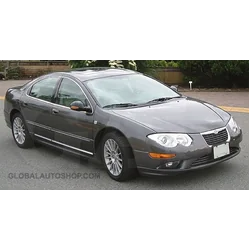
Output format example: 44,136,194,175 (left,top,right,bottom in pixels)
149,153,176,159
71,106,79,110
